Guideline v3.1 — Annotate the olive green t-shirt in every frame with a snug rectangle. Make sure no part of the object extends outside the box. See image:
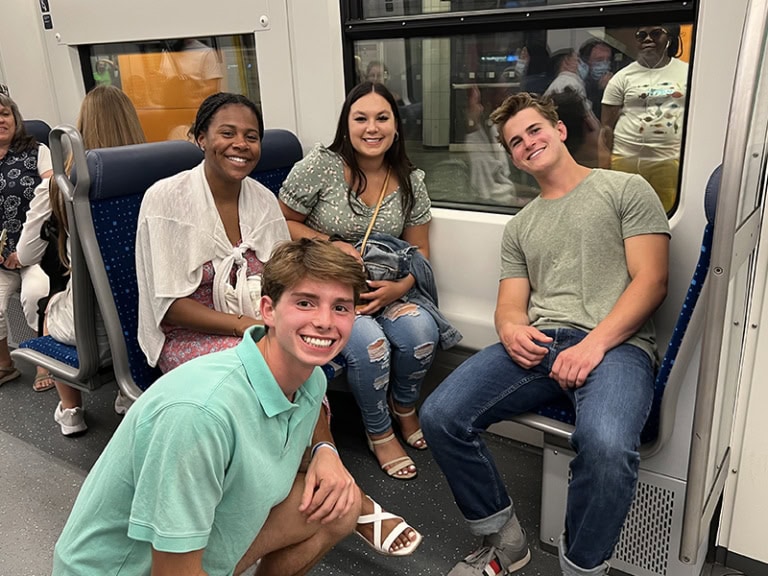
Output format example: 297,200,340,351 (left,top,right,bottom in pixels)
500,169,670,361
